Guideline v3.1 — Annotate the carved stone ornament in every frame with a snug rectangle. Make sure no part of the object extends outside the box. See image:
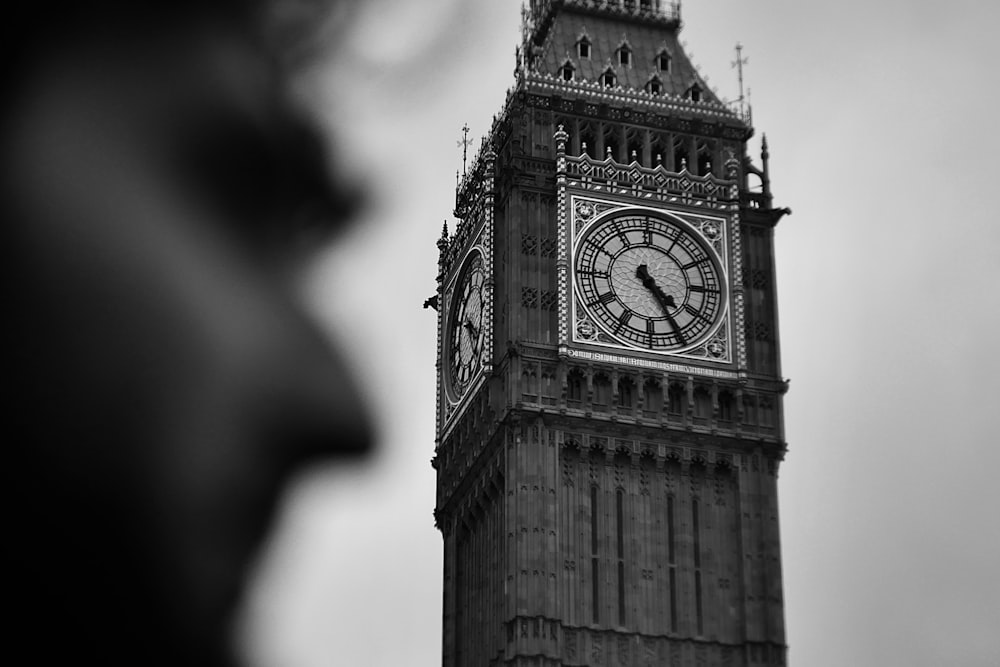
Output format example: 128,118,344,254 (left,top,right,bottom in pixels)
575,200,596,222
576,317,598,341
